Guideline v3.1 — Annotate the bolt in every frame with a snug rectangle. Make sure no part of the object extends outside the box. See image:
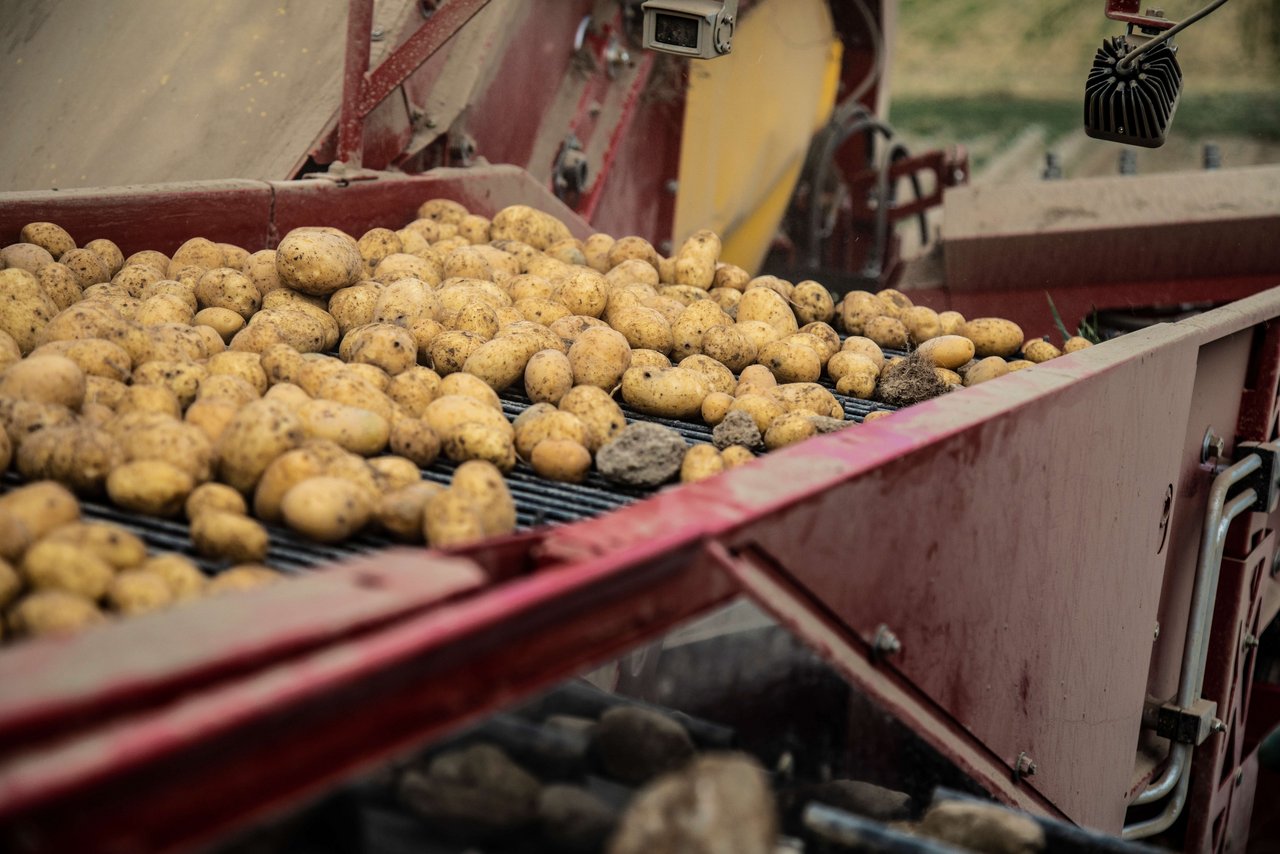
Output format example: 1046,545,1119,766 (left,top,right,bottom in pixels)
370,27,385,42
1210,718,1227,734
1236,767,1244,785
1245,633,1260,649
665,179,679,194
1202,428,1225,464
1015,752,1038,778
1154,622,1161,640
872,624,901,658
